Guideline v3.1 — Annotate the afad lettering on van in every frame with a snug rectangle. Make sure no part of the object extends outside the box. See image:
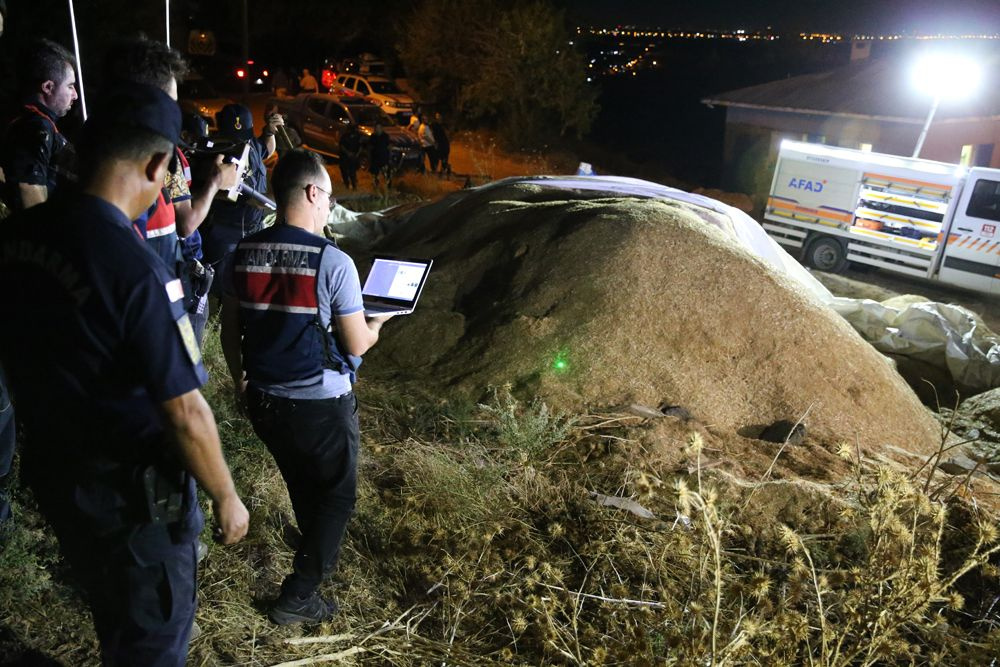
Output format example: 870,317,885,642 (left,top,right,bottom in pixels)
788,178,828,193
